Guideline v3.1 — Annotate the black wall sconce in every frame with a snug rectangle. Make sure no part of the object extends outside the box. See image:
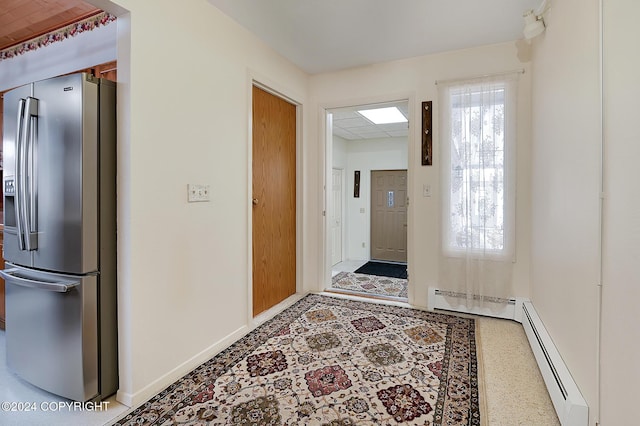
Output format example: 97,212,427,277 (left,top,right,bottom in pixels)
354,170,360,197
